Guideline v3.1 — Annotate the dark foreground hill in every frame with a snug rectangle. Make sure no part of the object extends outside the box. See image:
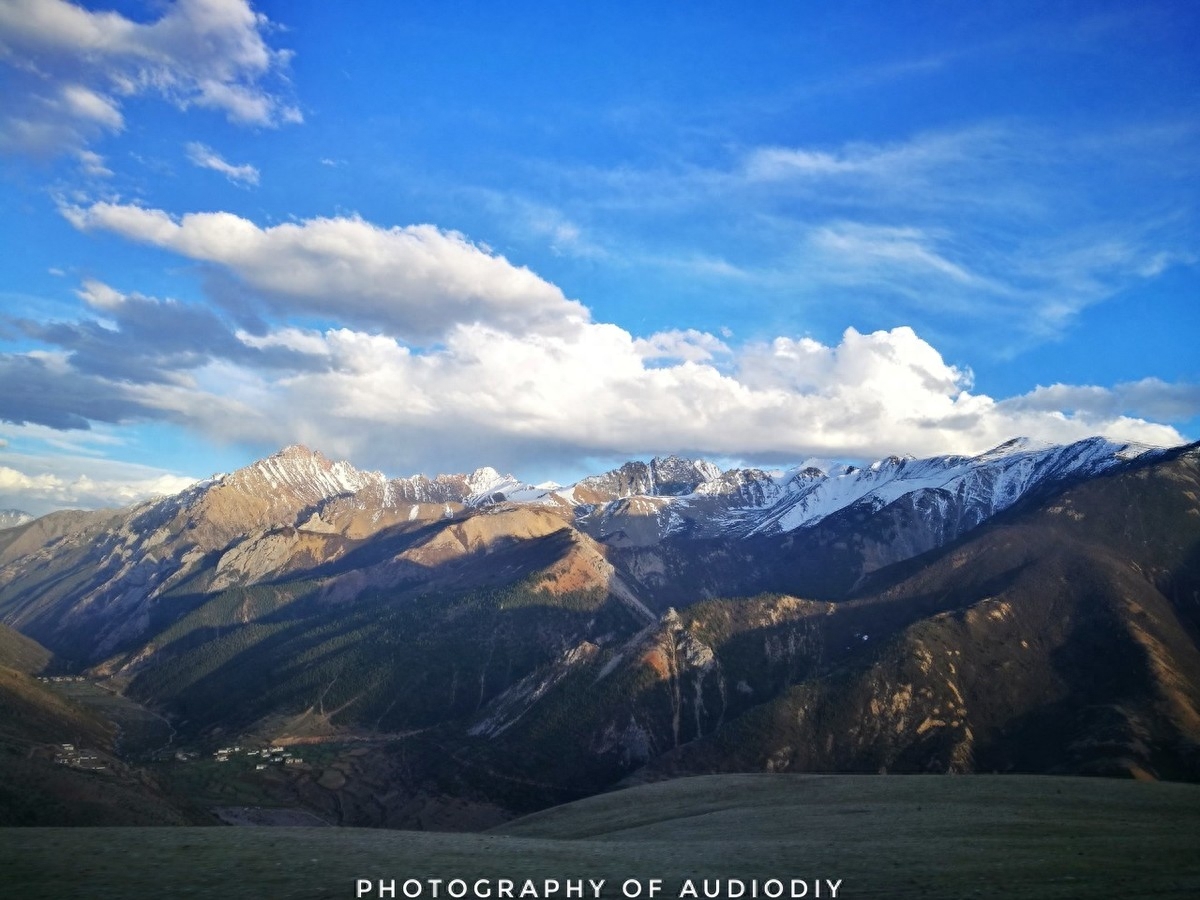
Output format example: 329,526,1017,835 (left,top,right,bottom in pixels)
2,774,1199,900
0,624,193,825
